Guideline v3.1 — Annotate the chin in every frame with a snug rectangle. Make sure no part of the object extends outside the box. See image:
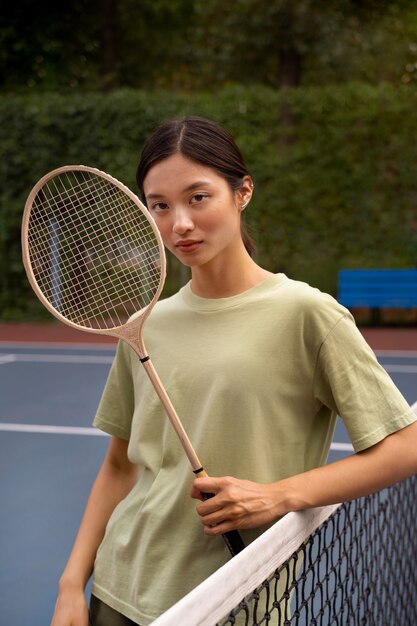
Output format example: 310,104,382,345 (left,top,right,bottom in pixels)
170,252,198,267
